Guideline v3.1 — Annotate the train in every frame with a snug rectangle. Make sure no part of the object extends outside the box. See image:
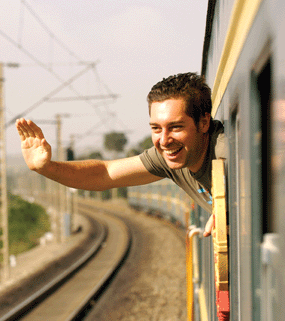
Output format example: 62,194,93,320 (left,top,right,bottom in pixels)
128,0,285,320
